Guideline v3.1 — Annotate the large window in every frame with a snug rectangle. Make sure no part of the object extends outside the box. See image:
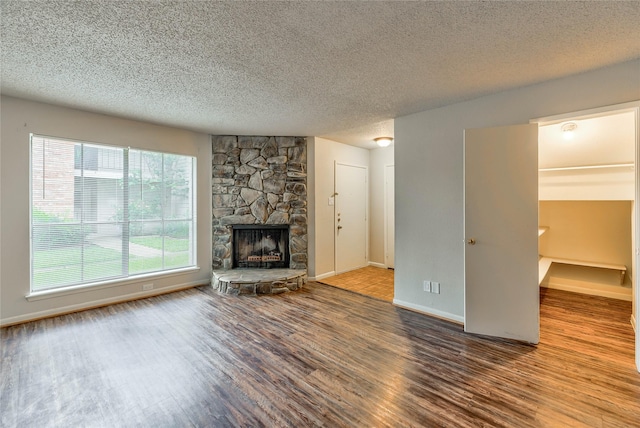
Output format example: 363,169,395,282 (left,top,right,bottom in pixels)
30,135,196,292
